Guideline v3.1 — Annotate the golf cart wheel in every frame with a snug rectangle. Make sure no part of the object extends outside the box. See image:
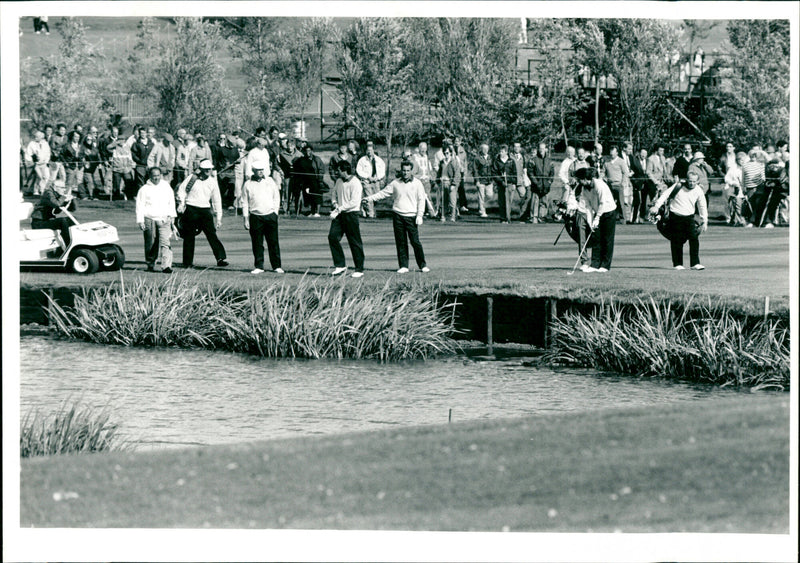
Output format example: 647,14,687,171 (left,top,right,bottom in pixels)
69,248,100,274
99,245,125,271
